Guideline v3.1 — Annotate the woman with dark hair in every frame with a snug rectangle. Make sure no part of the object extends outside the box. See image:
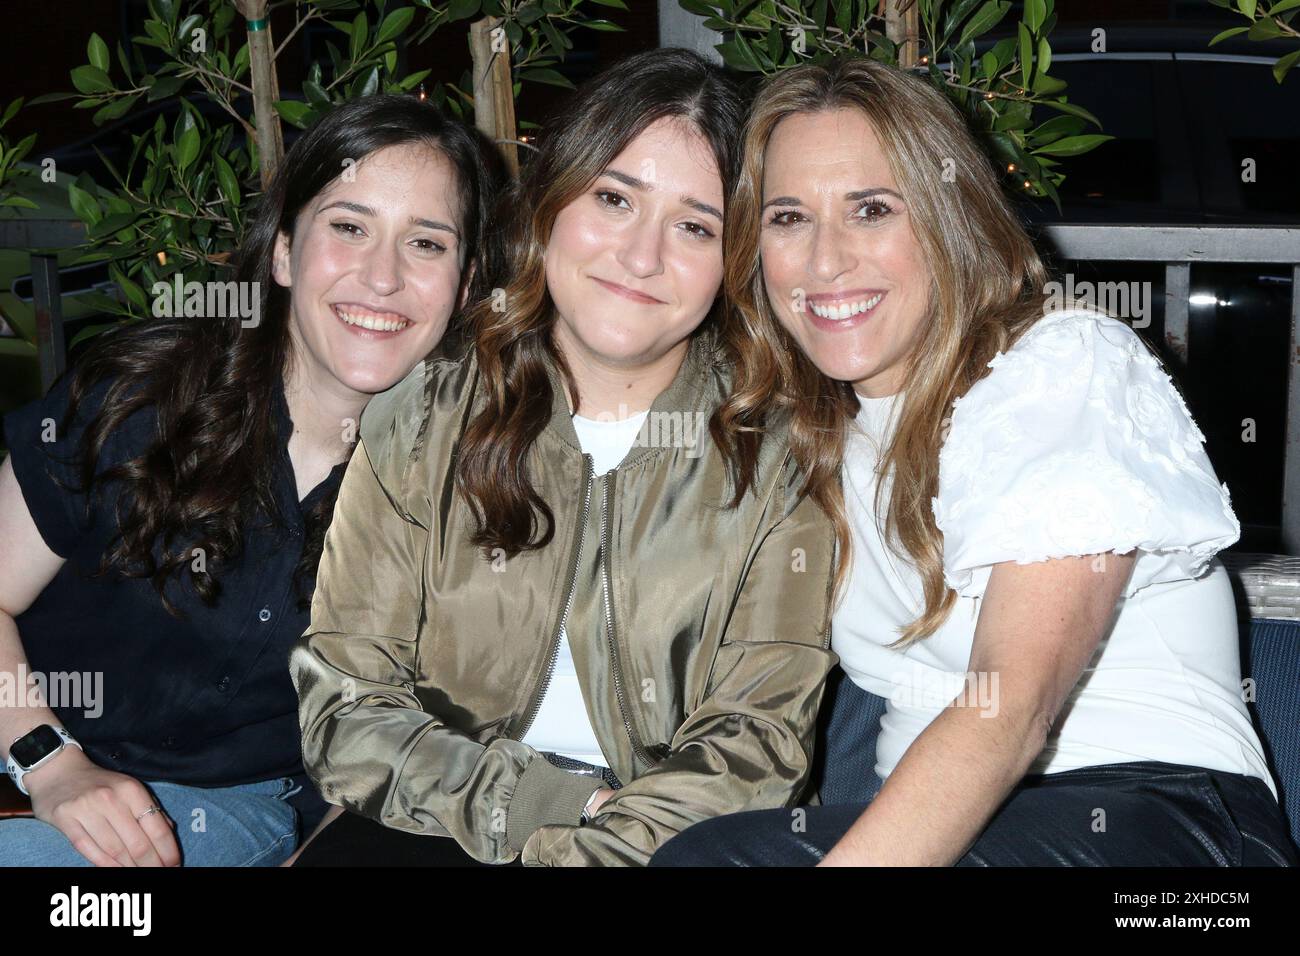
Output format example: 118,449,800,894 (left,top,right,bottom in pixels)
0,94,504,866
289,48,838,867
650,56,1295,867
